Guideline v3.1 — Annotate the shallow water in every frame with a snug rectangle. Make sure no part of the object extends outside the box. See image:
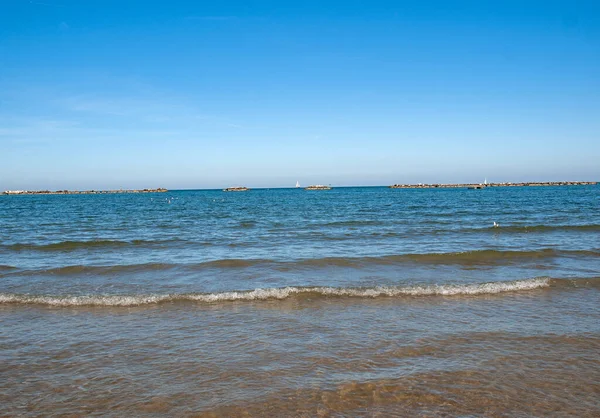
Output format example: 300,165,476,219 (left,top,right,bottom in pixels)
1,186,599,416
